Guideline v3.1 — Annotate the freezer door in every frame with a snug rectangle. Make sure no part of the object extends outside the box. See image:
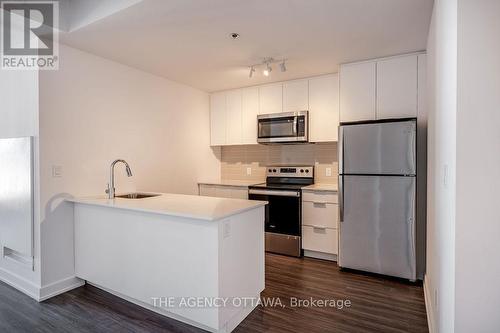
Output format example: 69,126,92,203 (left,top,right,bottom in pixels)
341,120,416,175
339,175,416,280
